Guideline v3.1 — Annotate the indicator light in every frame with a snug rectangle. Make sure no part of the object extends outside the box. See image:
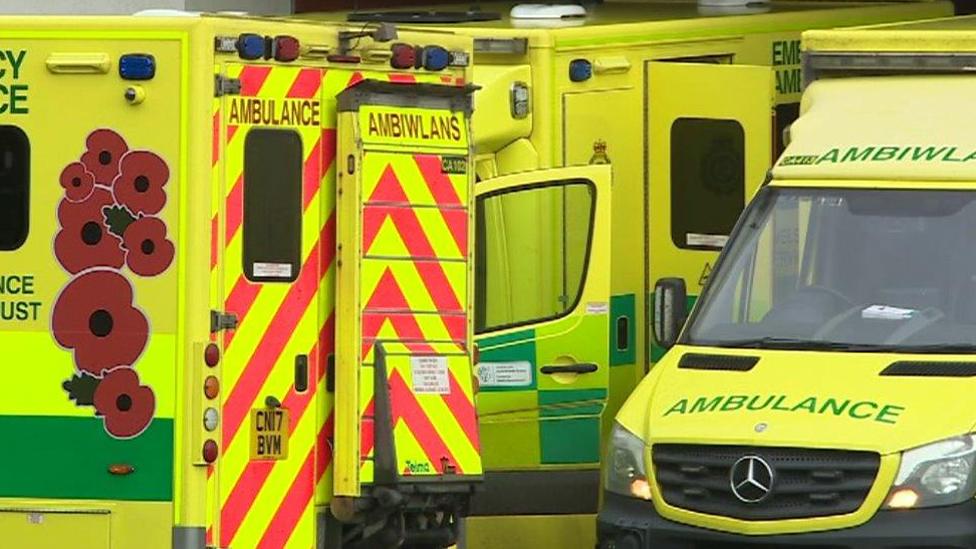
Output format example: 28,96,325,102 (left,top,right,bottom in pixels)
204,343,220,367
273,36,300,62
203,407,220,432
887,488,919,509
108,464,135,475
203,440,219,463
423,46,450,71
390,43,417,70
204,376,220,399
630,478,653,500
569,59,592,82
236,33,266,60
119,54,156,81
